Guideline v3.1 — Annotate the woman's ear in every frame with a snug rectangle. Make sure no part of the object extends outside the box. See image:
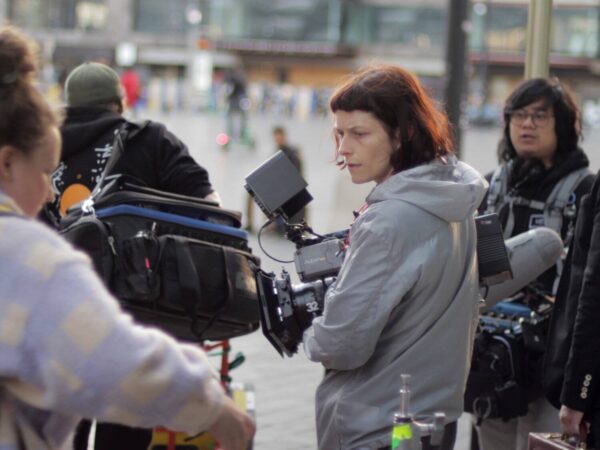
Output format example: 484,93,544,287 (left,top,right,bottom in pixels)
392,129,402,150
0,145,18,182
